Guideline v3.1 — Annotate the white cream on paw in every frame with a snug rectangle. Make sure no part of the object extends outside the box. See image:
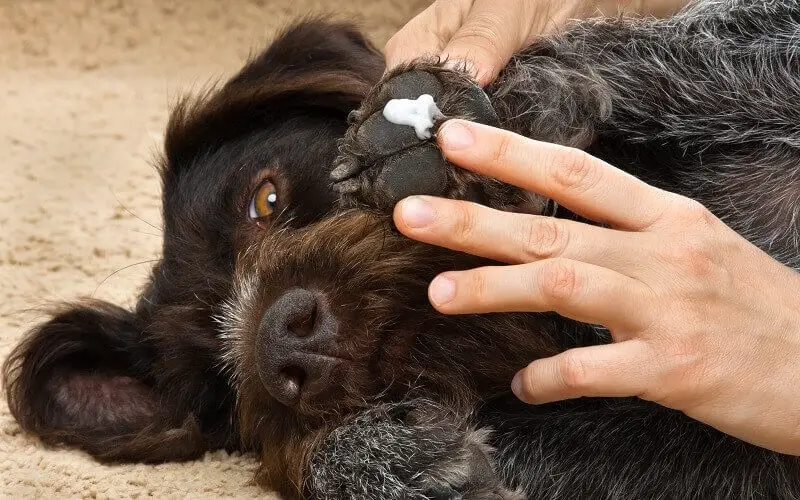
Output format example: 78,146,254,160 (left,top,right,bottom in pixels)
382,94,444,140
